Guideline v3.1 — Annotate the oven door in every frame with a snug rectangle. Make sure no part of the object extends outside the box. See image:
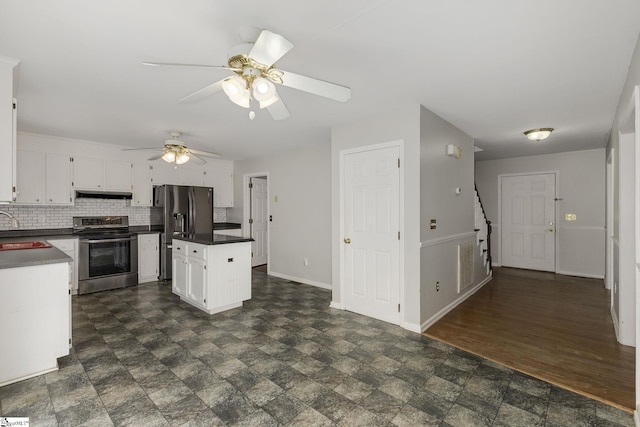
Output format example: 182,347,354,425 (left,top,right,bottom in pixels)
78,235,138,293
